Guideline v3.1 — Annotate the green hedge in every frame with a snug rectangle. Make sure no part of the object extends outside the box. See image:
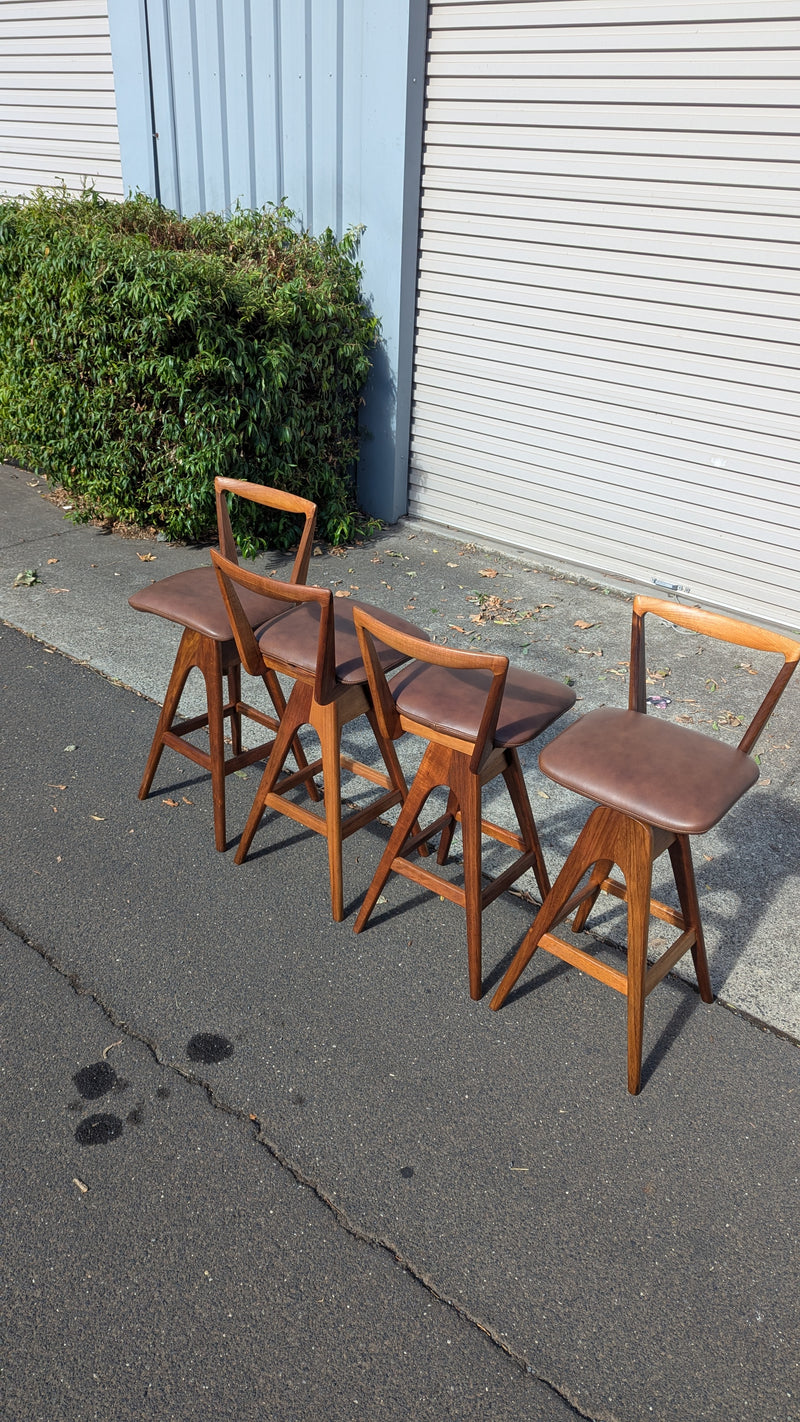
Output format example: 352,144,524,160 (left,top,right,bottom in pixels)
0,189,378,551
